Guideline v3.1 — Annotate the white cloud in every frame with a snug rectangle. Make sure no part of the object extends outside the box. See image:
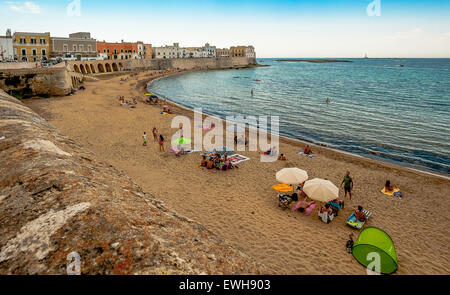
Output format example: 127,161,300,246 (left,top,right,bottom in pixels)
7,1,41,14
